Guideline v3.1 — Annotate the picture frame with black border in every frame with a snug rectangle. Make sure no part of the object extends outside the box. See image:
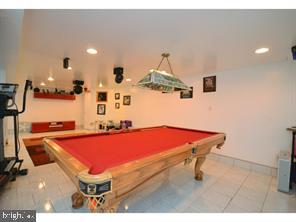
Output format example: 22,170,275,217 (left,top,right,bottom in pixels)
180,87,193,99
97,91,108,102
123,95,131,105
97,104,106,115
115,103,120,109
203,76,216,92
115,93,120,100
